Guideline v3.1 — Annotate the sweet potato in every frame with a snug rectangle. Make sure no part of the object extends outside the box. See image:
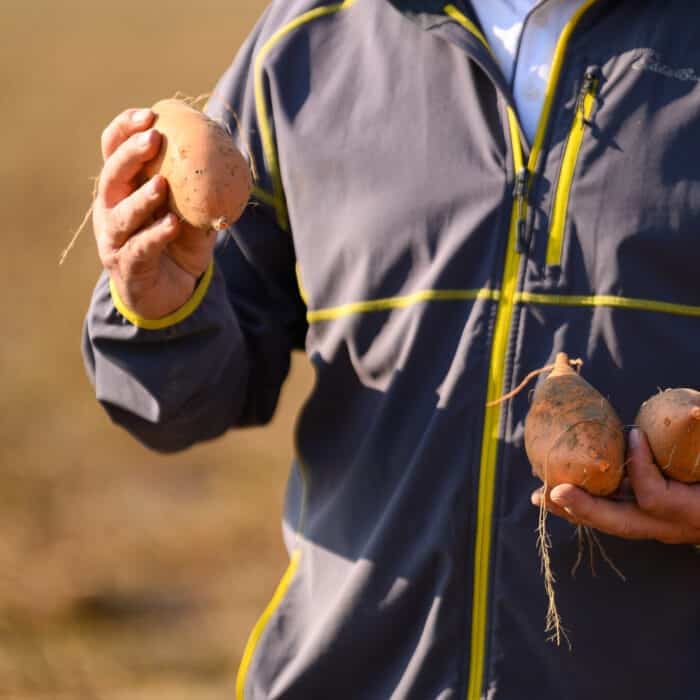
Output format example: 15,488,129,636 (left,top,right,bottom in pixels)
144,98,251,231
636,388,700,482
521,352,626,646
524,352,625,496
